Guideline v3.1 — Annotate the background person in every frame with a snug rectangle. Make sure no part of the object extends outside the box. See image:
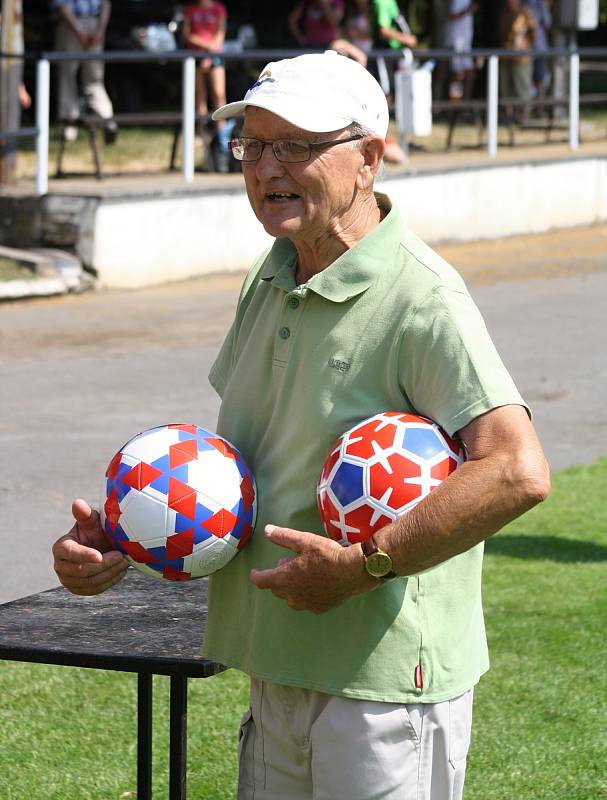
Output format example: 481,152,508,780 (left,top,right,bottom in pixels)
523,0,552,117
182,0,230,161
369,0,417,102
52,50,550,800
329,0,372,68
51,0,117,143
288,0,345,48
182,0,227,119
342,0,373,53
499,0,537,124
443,0,477,101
